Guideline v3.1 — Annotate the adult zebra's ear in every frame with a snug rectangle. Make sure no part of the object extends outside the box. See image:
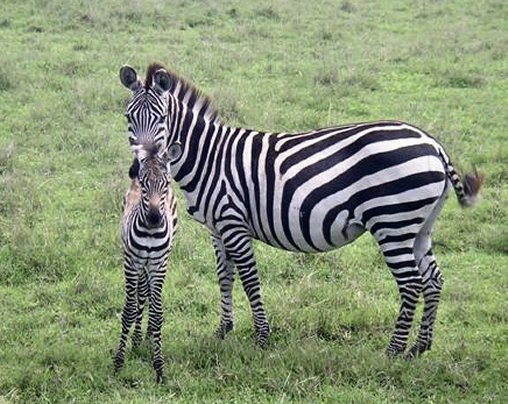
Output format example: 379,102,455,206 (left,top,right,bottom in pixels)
119,65,141,92
153,69,172,94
